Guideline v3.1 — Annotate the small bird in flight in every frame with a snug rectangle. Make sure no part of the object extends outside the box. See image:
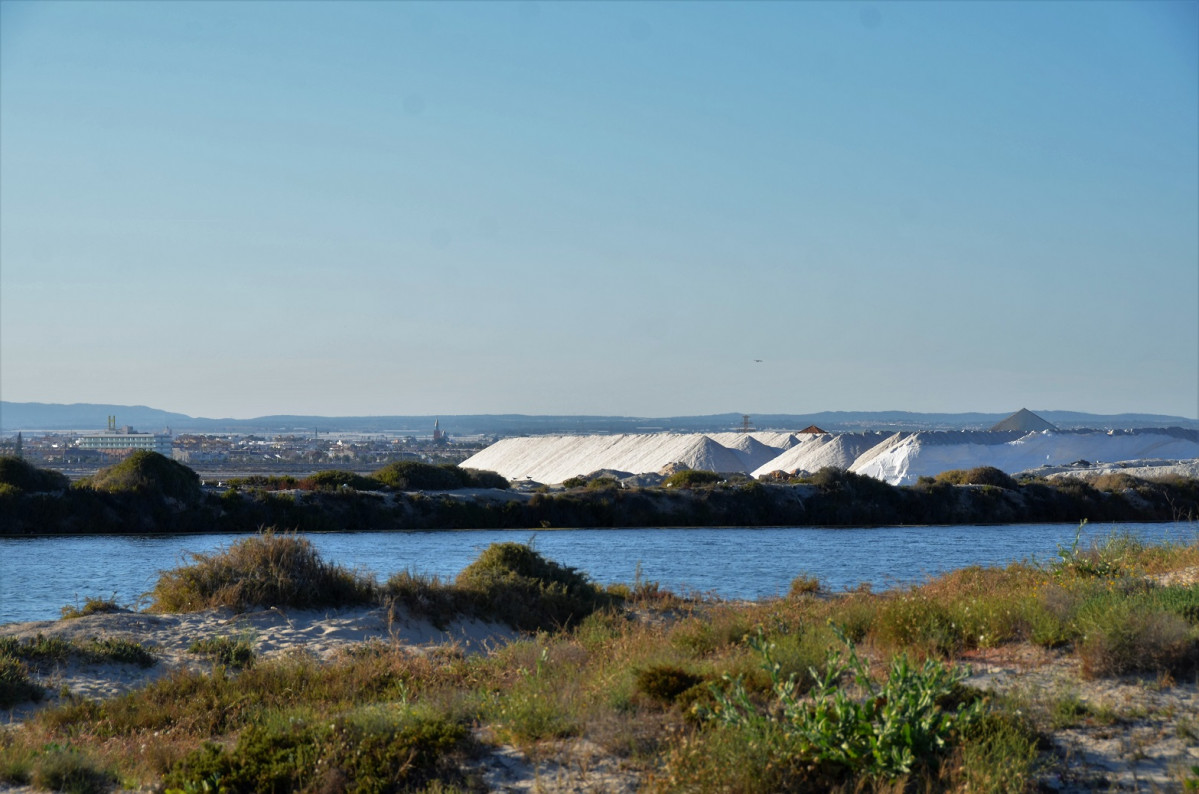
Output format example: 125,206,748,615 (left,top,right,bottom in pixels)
753,359,763,363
